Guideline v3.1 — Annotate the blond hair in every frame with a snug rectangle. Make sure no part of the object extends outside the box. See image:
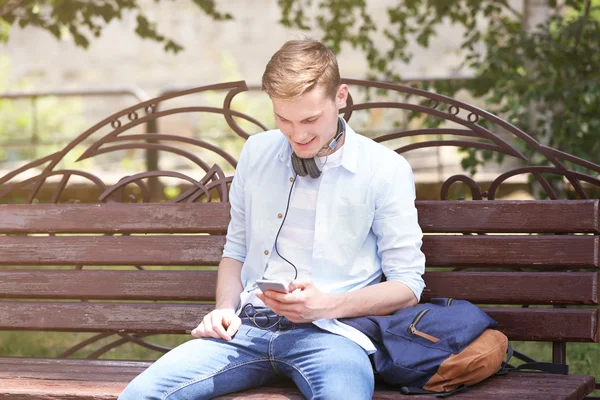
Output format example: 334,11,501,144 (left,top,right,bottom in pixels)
262,39,341,100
